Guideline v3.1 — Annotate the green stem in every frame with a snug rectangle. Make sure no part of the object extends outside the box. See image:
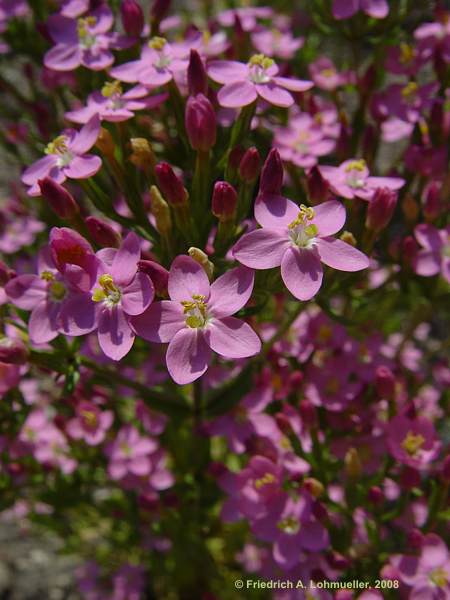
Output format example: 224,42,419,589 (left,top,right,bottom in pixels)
261,302,304,355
